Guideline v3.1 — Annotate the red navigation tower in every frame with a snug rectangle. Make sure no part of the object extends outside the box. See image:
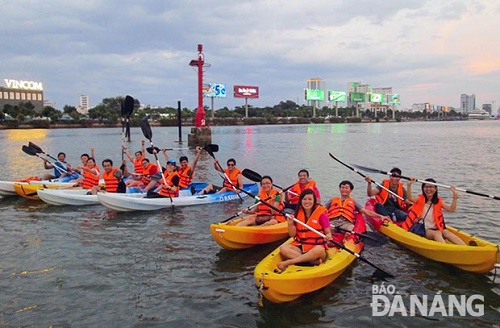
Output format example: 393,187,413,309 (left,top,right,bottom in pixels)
189,44,211,127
